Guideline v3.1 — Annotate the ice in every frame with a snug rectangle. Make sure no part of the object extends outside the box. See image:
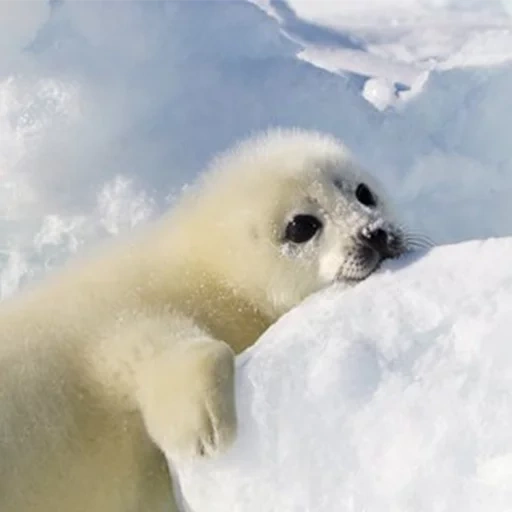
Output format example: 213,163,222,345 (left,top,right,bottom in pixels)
176,239,512,511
